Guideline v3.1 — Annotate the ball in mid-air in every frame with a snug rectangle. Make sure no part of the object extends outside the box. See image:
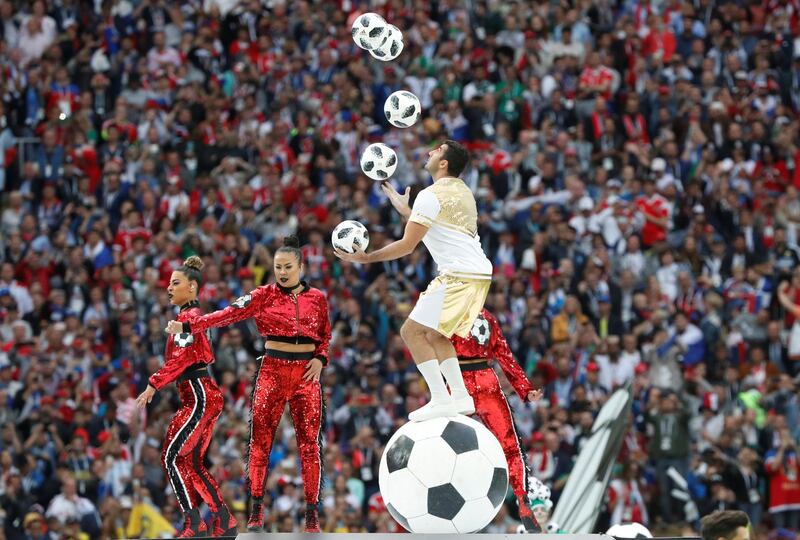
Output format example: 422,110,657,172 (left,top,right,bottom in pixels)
384,90,421,128
360,143,398,181
331,220,370,254
351,12,388,51
370,24,404,61
379,415,509,533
